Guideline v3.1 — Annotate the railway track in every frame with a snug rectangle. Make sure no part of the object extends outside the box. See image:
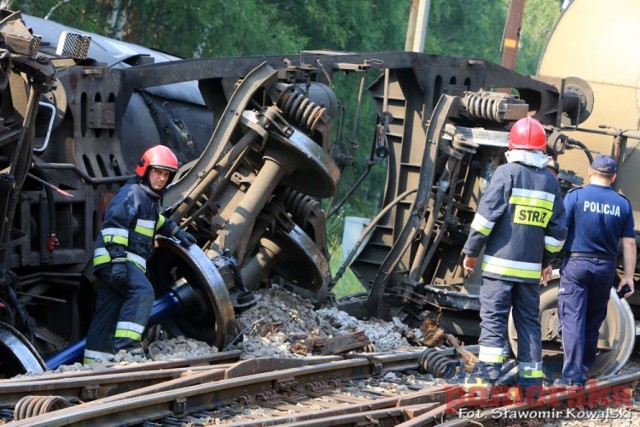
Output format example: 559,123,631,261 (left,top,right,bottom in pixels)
1,348,638,426
0,351,241,408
